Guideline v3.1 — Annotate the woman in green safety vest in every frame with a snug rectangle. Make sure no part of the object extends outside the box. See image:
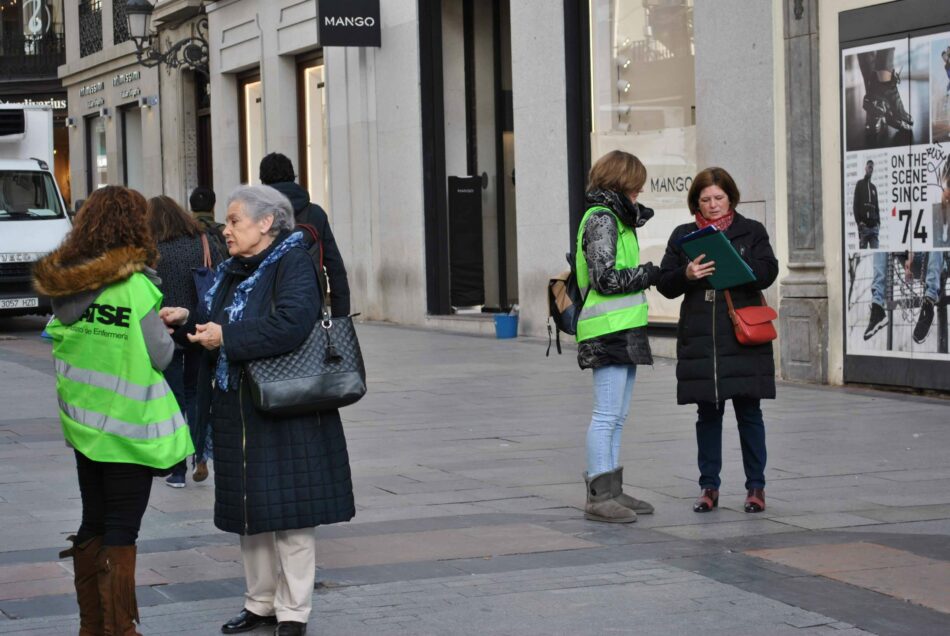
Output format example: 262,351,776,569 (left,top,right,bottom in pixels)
33,186,194,636
576,150,662,523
